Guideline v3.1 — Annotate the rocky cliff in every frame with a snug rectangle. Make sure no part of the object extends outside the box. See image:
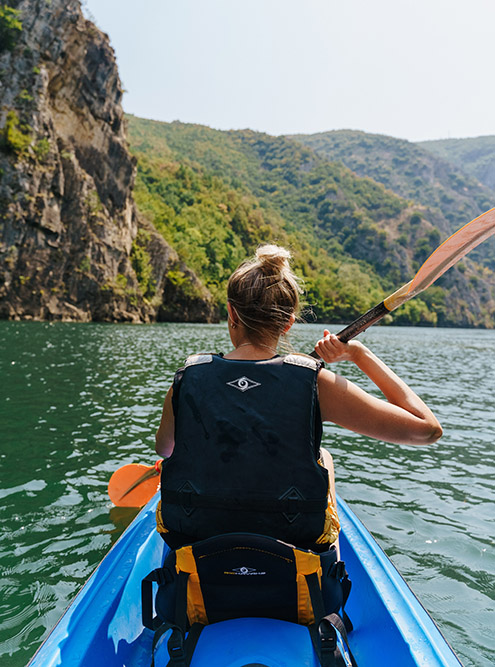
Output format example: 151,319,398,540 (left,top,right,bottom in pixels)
0,0,217,322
